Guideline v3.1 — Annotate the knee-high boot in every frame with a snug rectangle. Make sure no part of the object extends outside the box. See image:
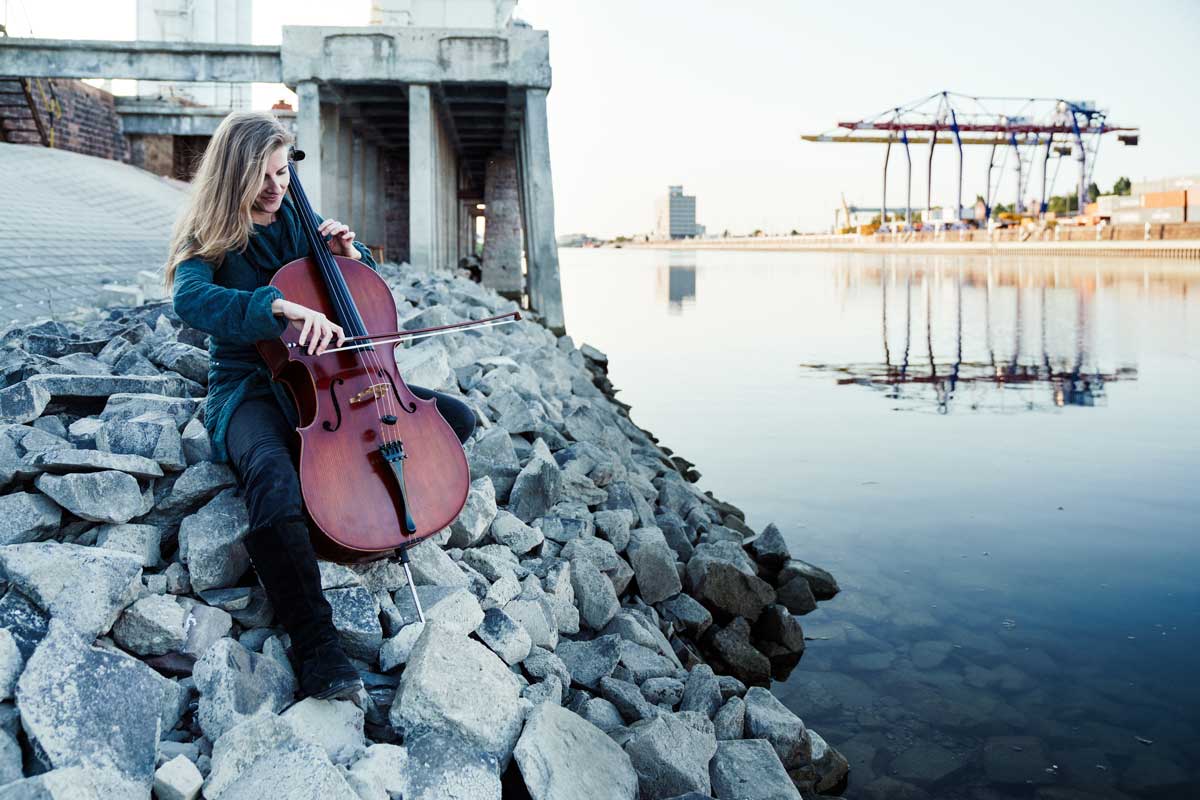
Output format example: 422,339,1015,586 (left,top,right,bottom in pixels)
243,515,363,700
